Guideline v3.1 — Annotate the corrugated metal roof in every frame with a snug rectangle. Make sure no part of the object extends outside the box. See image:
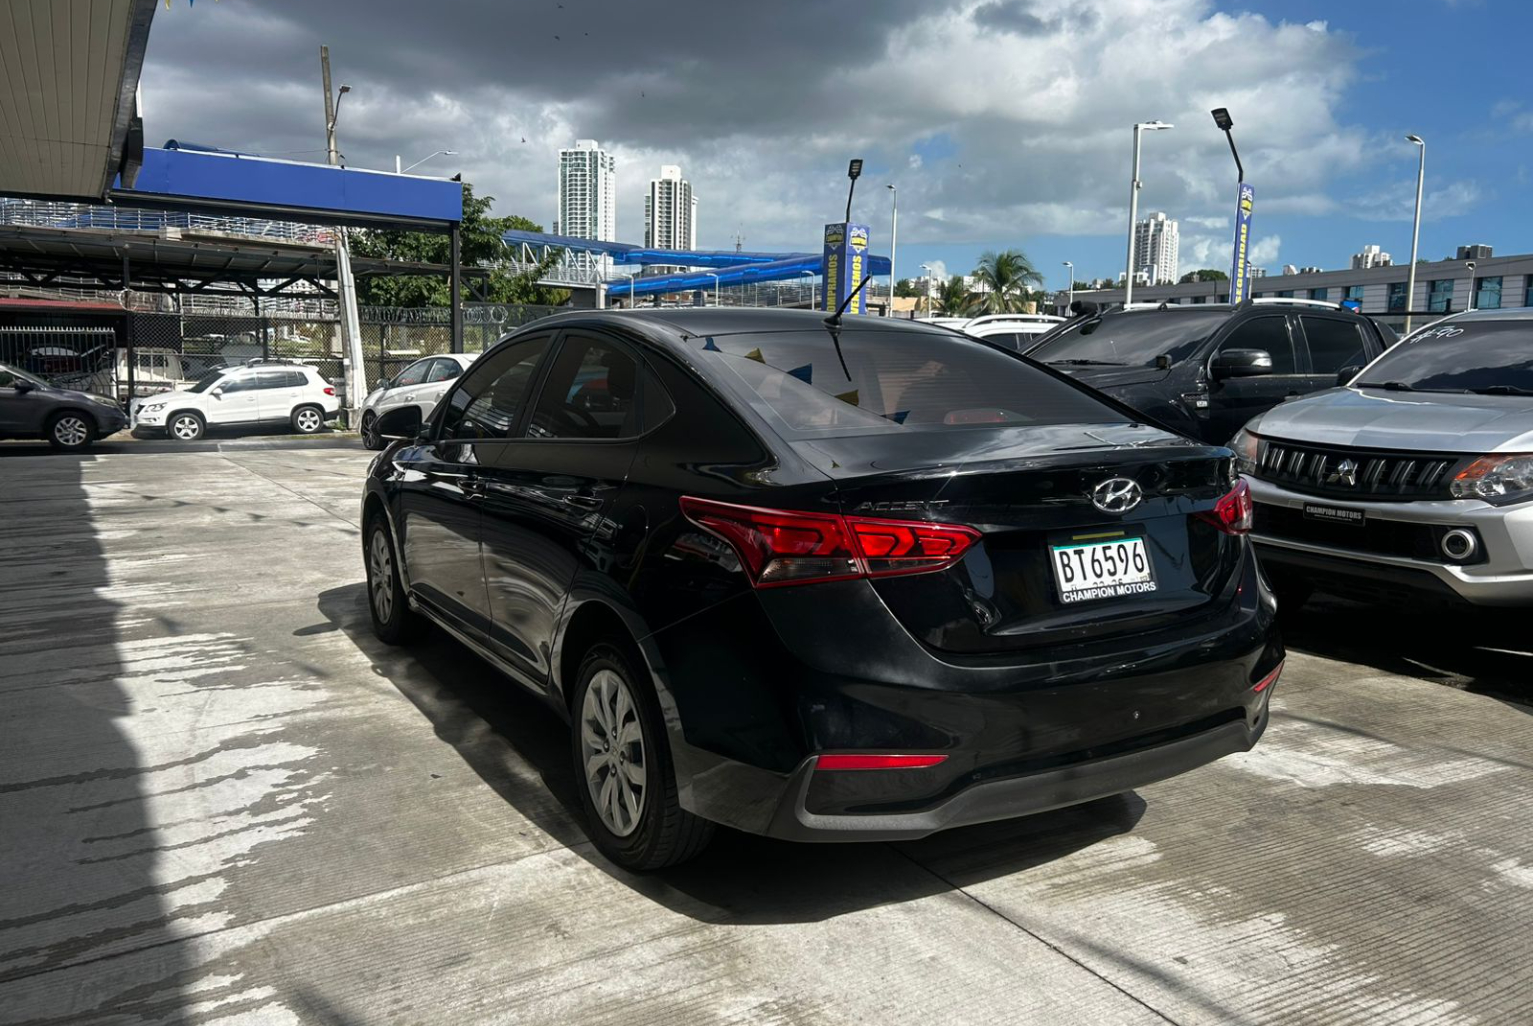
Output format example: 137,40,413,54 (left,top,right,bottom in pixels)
0,0,155,202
